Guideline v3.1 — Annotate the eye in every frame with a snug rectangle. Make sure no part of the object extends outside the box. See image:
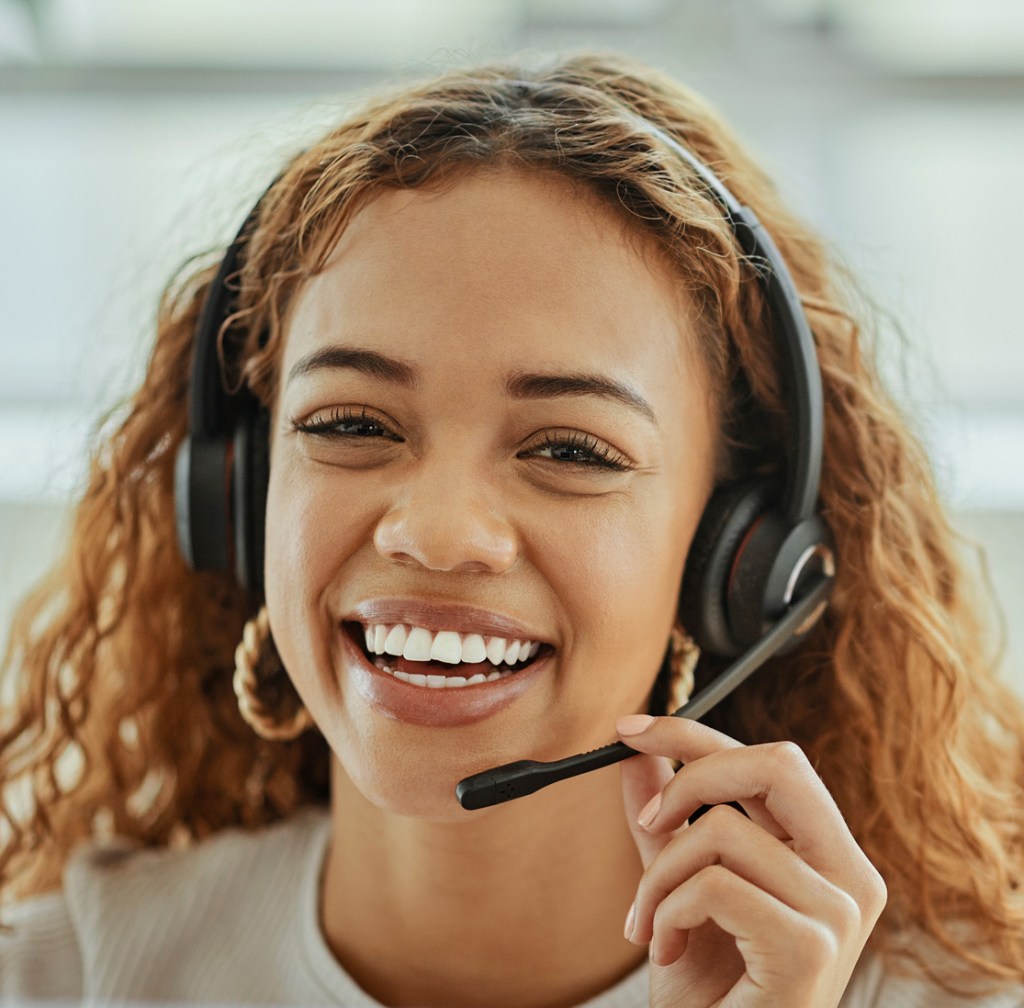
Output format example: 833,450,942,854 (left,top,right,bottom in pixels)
292,406,402,442
520,431,633,472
